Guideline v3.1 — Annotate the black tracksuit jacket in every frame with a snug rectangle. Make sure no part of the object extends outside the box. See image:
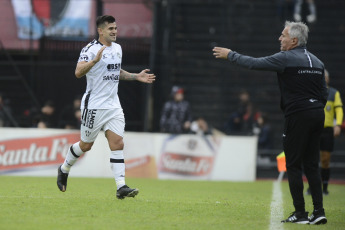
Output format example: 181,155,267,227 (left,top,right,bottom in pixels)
227,46,328,116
